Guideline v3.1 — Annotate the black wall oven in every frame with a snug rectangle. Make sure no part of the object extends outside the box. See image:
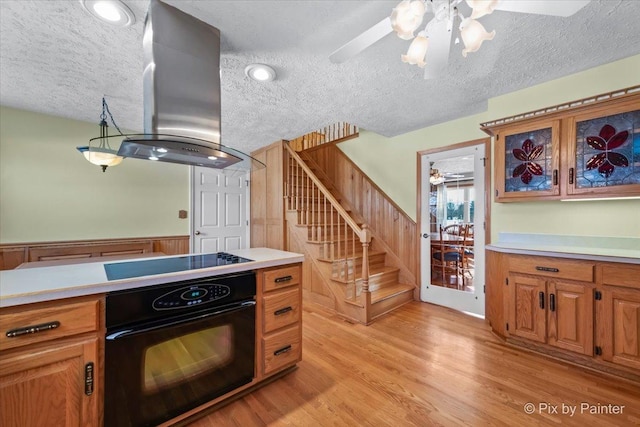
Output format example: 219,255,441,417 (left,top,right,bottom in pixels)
104,271,256,427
